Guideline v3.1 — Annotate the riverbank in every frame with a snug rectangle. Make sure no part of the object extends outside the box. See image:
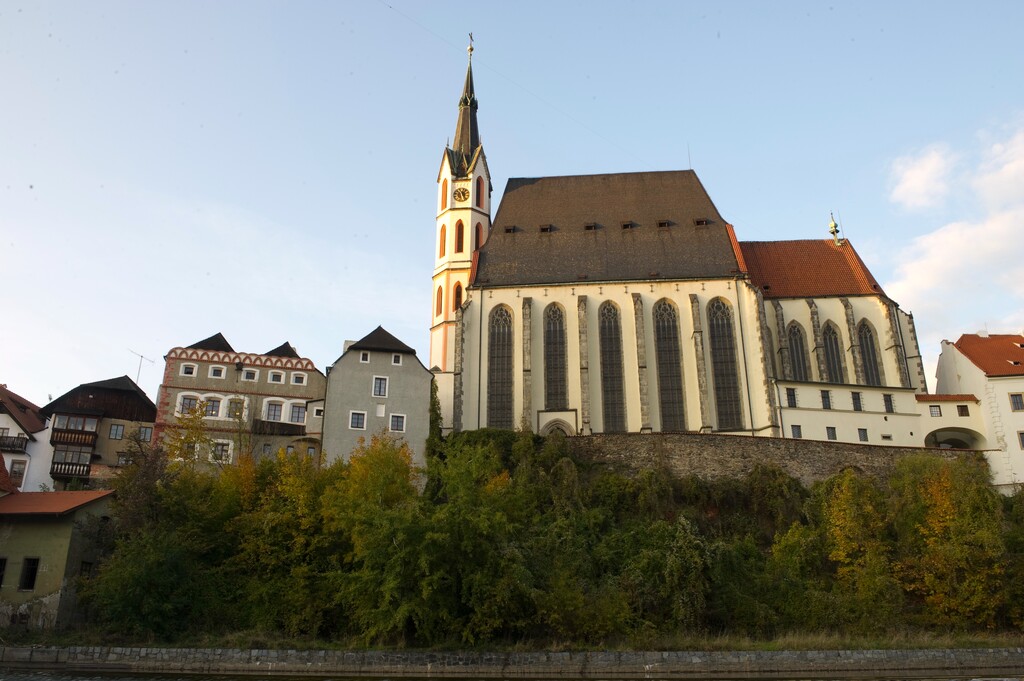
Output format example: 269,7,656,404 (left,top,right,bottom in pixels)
3,645,1024,678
